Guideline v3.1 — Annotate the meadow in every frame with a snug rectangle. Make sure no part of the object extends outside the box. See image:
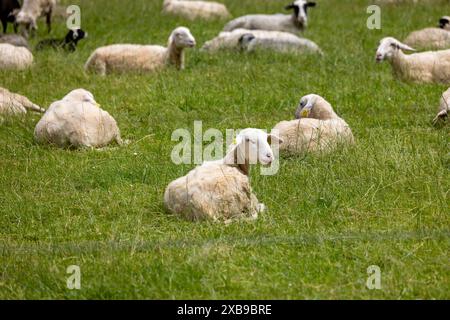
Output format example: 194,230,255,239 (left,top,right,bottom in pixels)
0,0,449,299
